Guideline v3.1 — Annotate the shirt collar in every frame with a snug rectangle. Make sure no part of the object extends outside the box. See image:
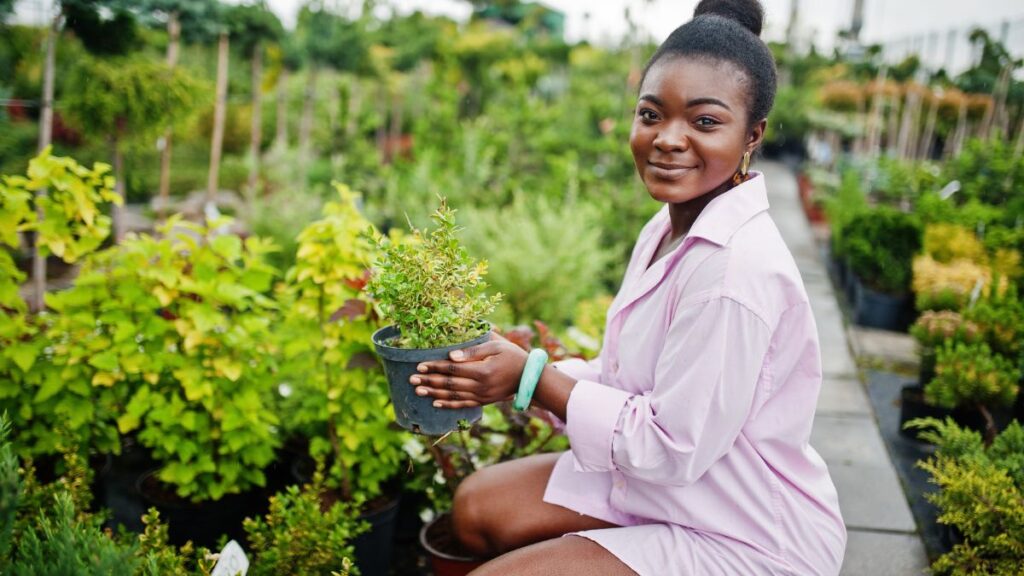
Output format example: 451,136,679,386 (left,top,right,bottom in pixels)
681,172,770,247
